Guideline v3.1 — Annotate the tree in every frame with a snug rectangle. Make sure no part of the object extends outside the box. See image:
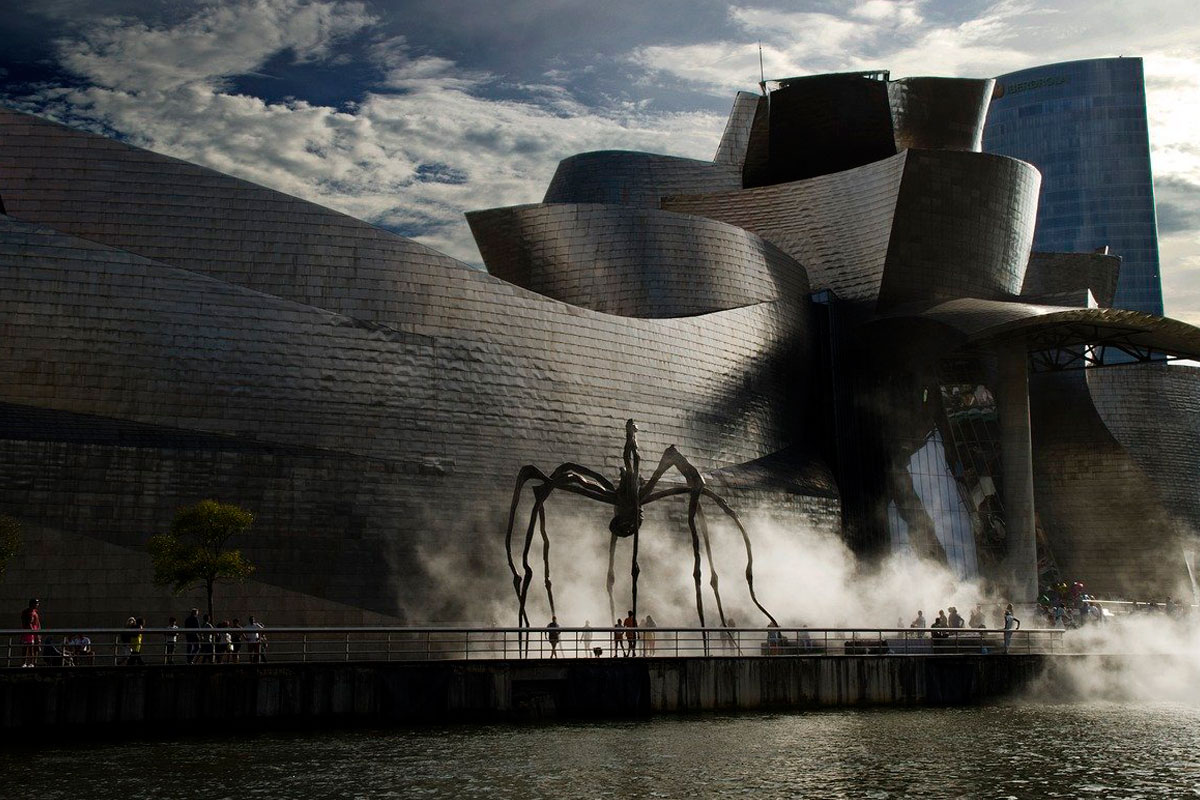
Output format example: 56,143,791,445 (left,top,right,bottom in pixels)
148,500,255,620
0,514,20,582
